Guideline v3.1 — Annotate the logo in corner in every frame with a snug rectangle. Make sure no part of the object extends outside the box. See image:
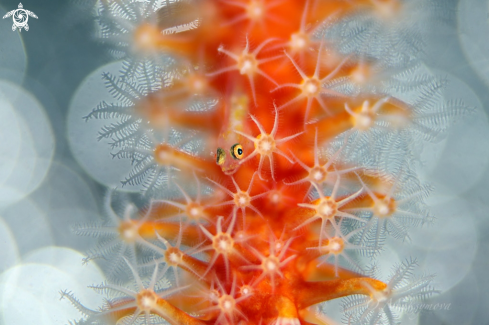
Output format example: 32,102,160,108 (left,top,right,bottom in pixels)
2,3,37,32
